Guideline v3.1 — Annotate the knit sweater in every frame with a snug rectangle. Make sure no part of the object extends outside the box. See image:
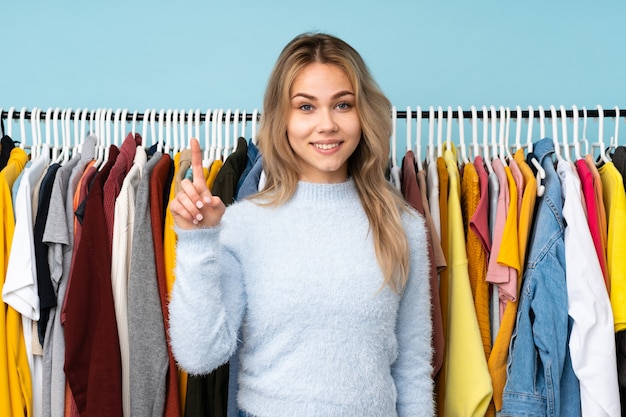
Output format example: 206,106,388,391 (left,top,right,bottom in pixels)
169,179,434,417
